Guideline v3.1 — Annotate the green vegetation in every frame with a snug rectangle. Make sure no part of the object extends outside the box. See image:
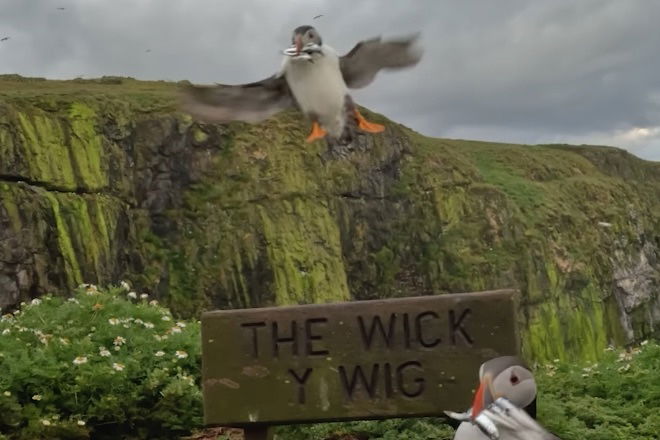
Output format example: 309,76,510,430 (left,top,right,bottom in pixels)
279,341,660,440
0,285,201,440
1,286,657,439
2,76,659,366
